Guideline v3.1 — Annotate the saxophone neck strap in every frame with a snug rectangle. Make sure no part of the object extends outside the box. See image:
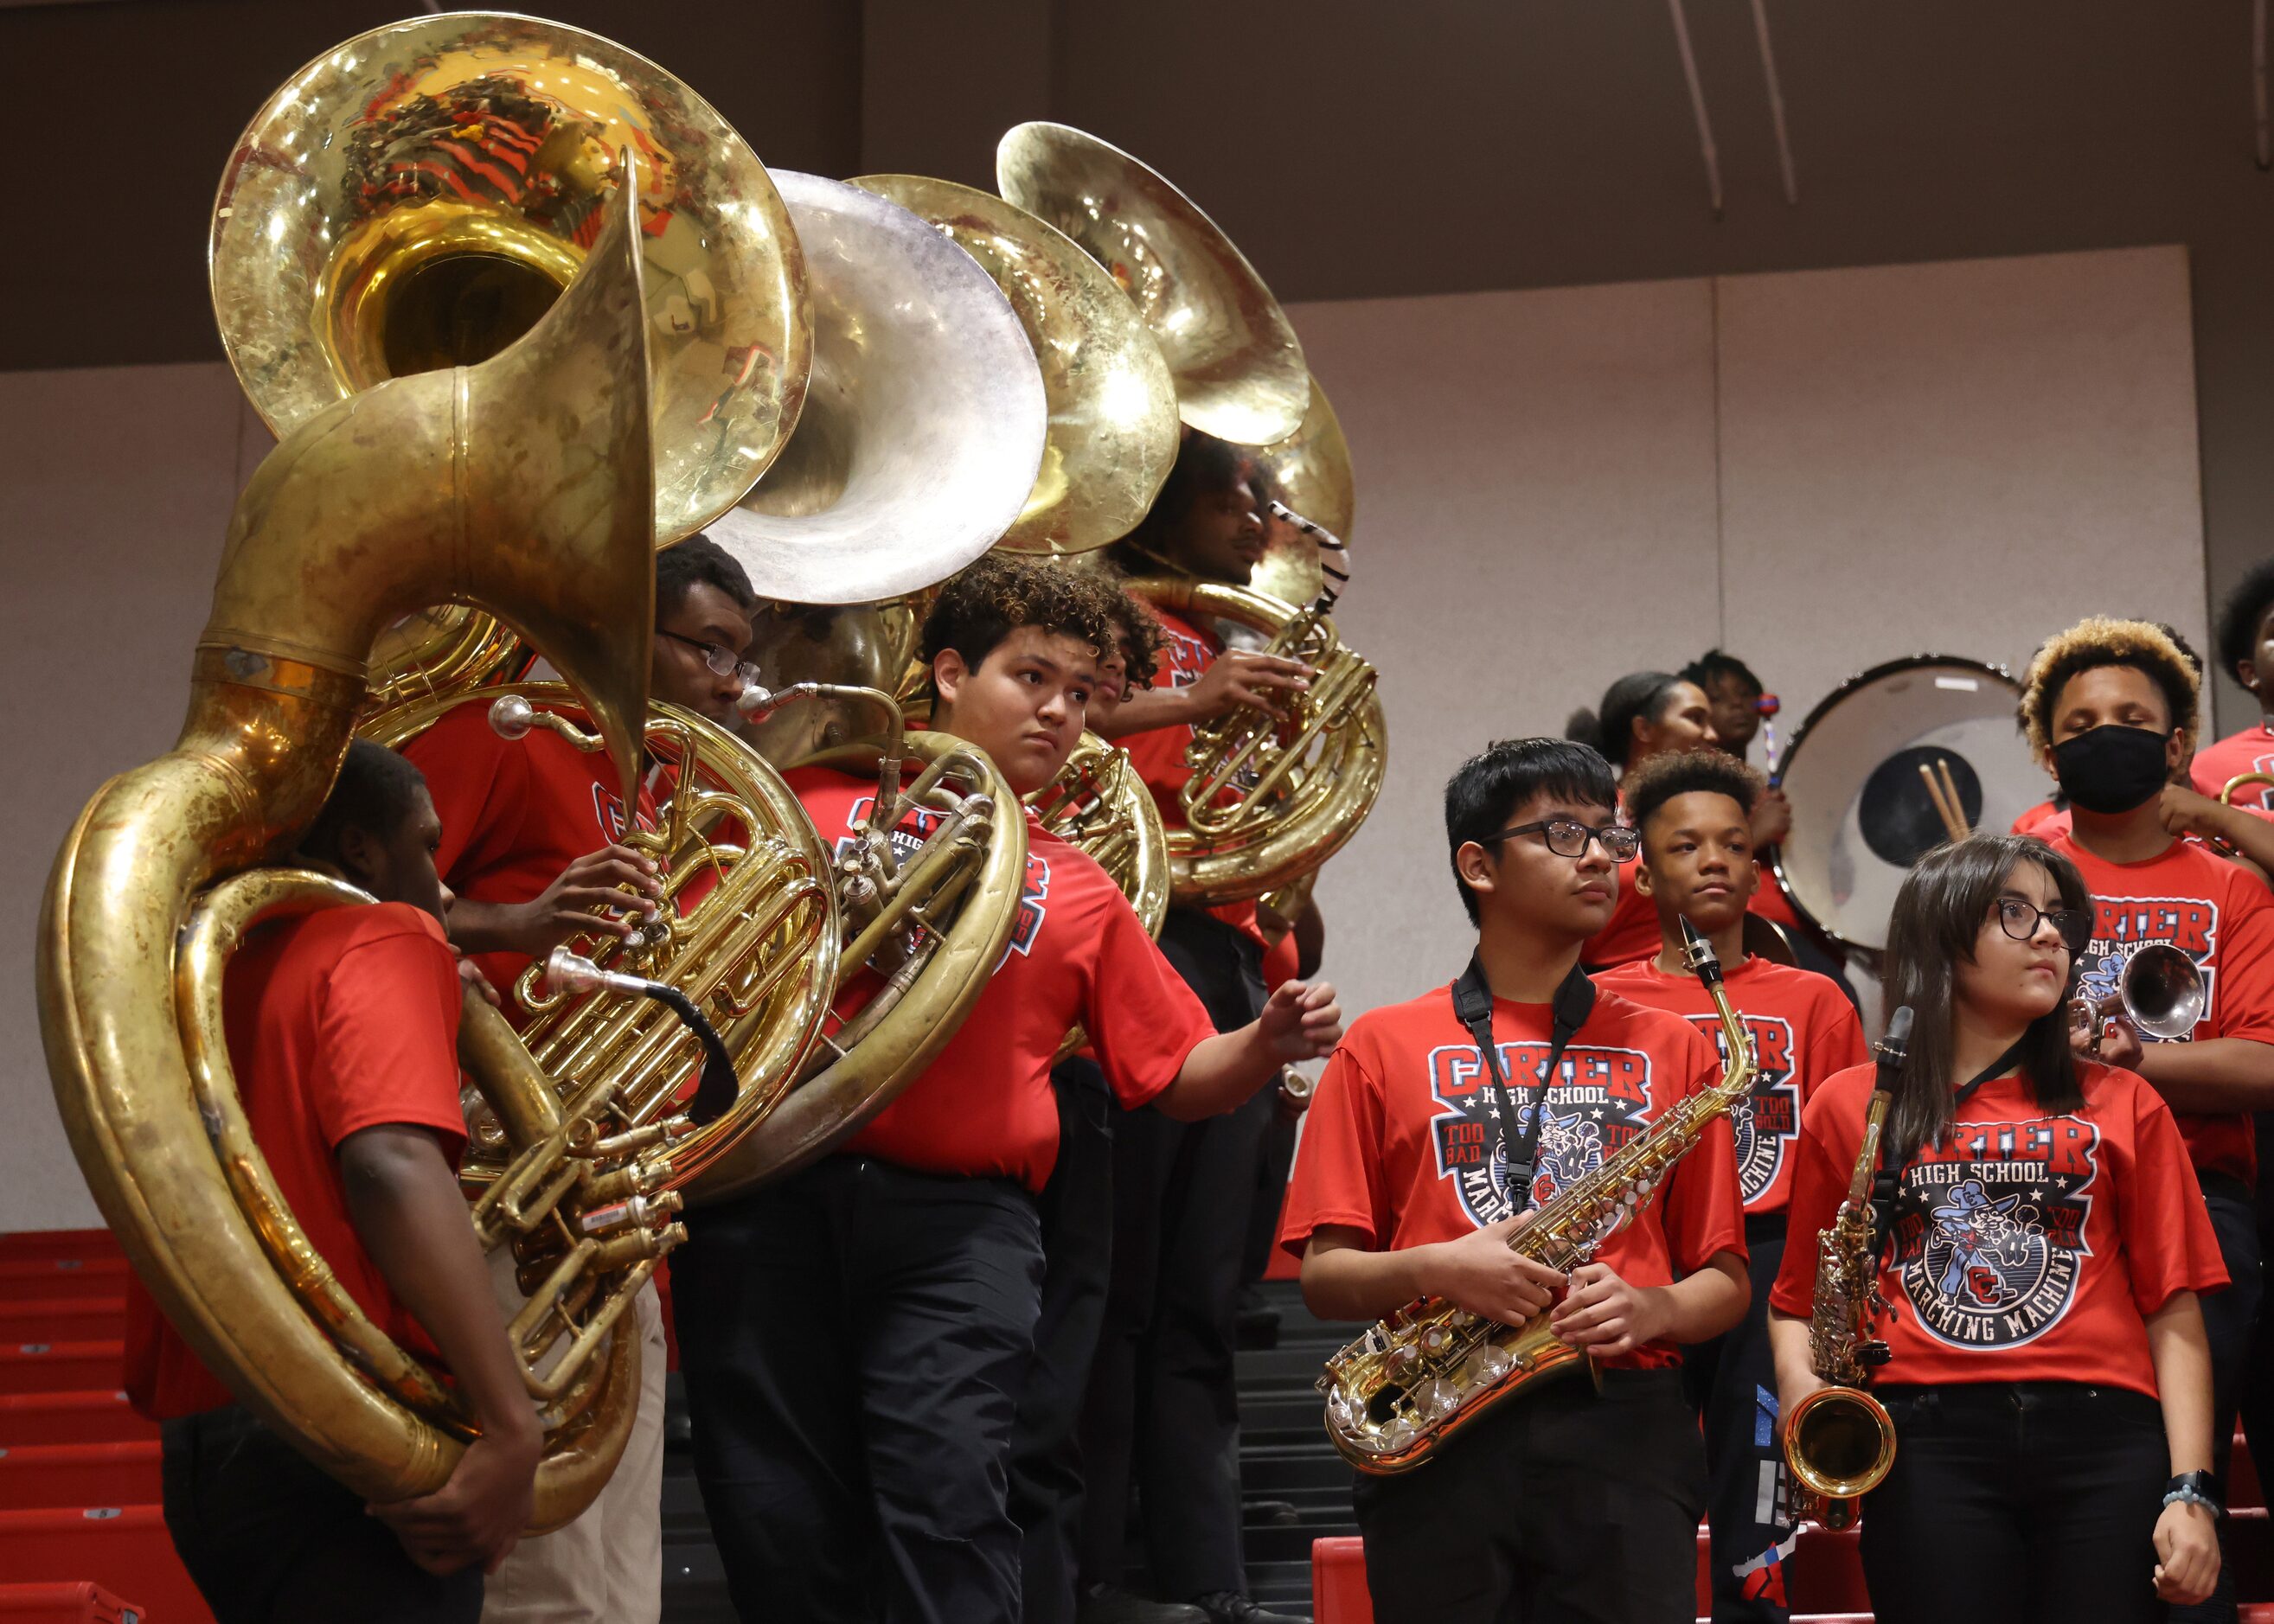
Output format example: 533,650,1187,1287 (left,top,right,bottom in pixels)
1868,1038,2029,1253
1451,954,1597,1217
